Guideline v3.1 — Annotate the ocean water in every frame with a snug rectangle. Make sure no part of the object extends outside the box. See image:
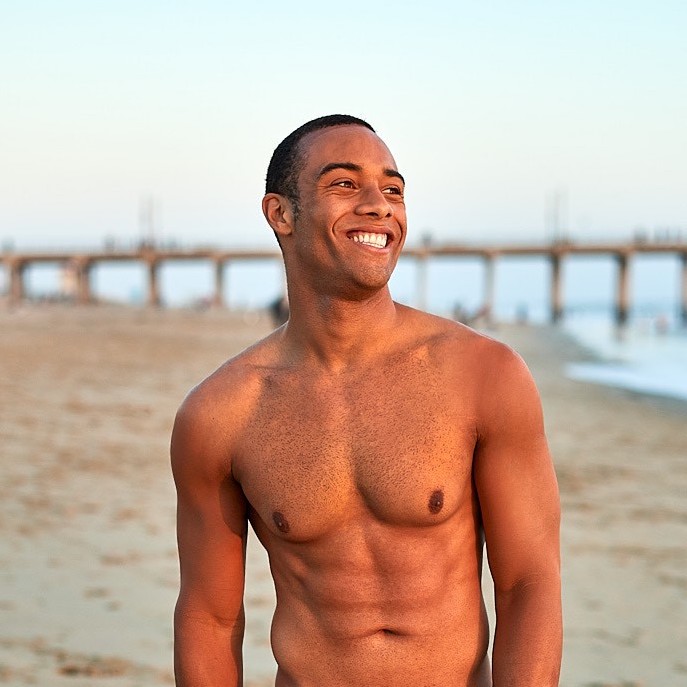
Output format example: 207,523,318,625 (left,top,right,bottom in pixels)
564,317,687,402
3,252,686,402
